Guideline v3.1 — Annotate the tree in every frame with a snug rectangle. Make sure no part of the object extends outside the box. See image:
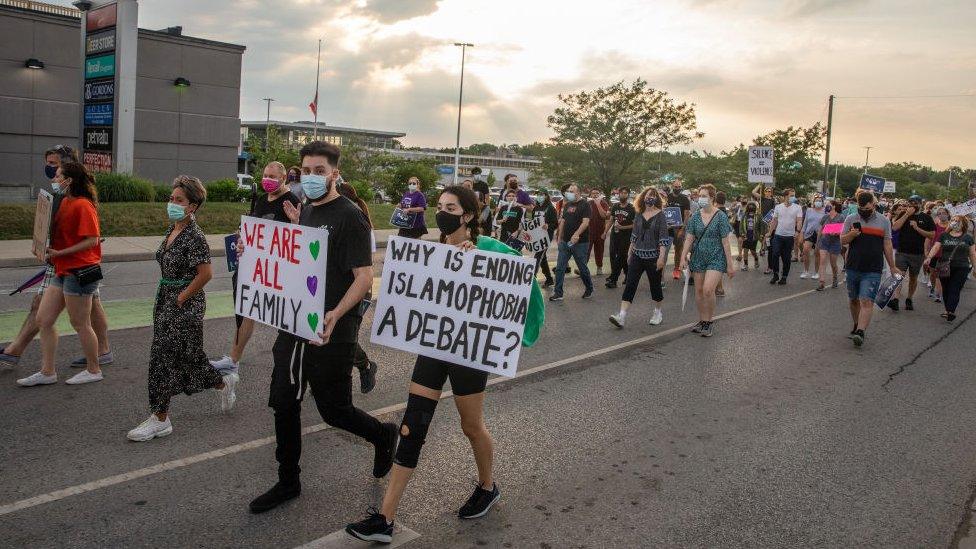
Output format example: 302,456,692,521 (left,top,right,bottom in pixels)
544,79,703,194
384,157,440,203
340,138,400,187
244,125,300,182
